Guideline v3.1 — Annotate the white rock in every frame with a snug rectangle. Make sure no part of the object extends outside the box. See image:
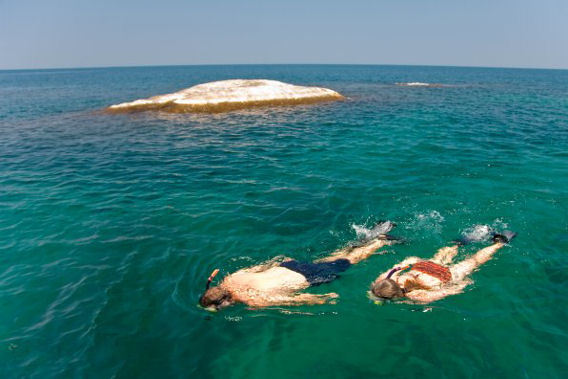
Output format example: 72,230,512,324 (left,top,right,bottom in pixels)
107,79,343,113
